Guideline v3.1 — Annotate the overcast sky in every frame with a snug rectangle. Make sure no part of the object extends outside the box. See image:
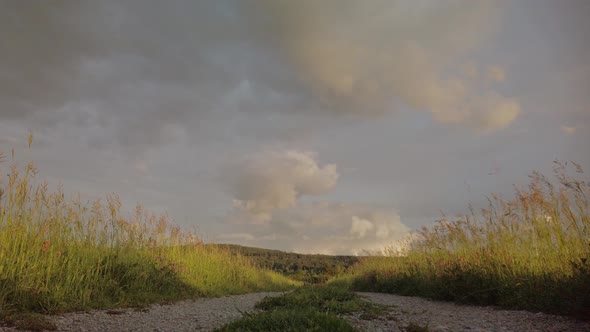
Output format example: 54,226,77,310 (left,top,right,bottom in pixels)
1,0,588,254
